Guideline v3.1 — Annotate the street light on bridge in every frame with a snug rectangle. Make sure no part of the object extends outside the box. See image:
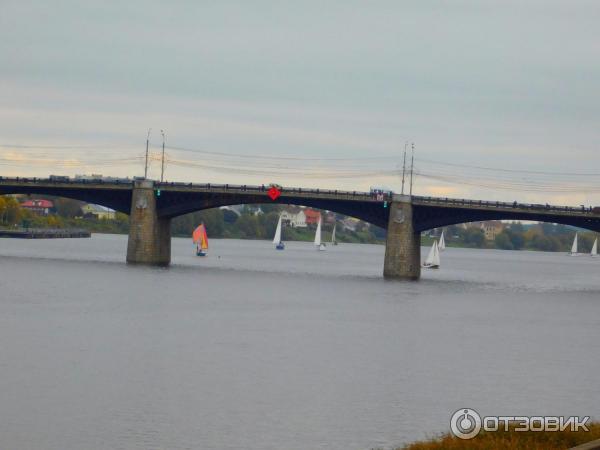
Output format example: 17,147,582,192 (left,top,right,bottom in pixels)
401,141,408,195
409,142,415,197
160,130,166,182
144,128,151,179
